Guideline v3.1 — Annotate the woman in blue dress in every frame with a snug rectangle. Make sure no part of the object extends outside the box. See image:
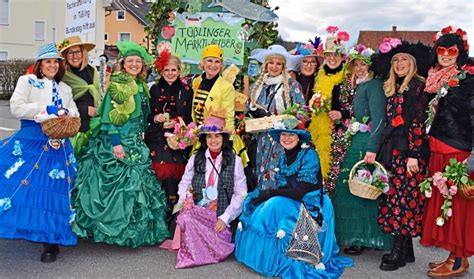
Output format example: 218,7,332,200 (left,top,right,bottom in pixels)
0,43,80,262
235,119,353,278
247,45,304,190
